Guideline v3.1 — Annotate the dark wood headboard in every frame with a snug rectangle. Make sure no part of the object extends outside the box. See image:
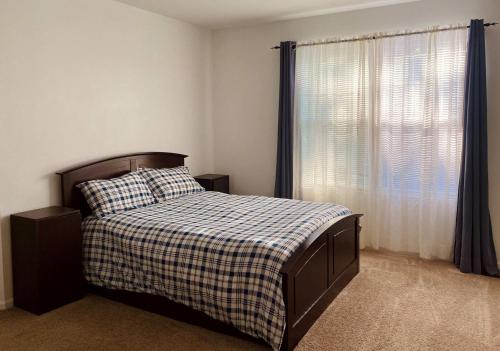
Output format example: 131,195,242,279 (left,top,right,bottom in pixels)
57,152,187,216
